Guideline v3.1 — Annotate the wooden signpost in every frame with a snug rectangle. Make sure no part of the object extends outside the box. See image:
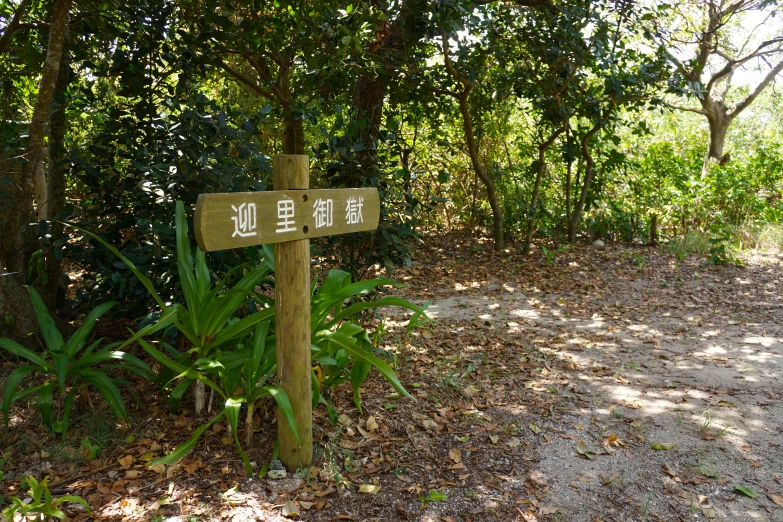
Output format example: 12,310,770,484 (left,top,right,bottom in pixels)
194,155,380,470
